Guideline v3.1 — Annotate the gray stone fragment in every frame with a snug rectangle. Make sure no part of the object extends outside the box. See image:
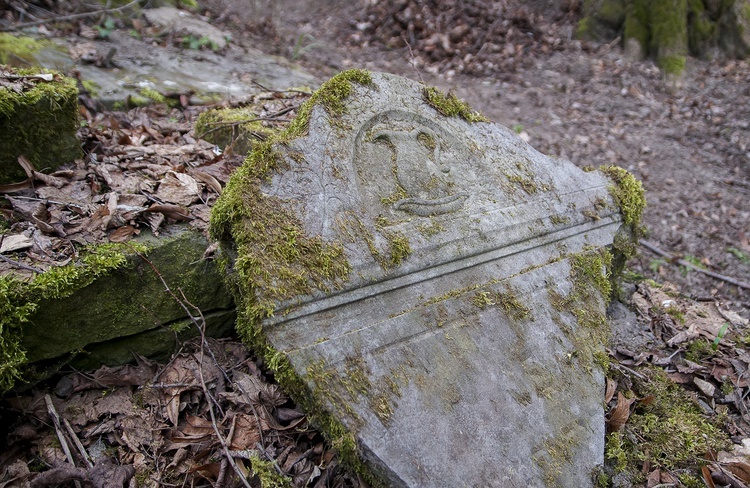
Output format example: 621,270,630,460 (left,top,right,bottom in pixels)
221,71,633,487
